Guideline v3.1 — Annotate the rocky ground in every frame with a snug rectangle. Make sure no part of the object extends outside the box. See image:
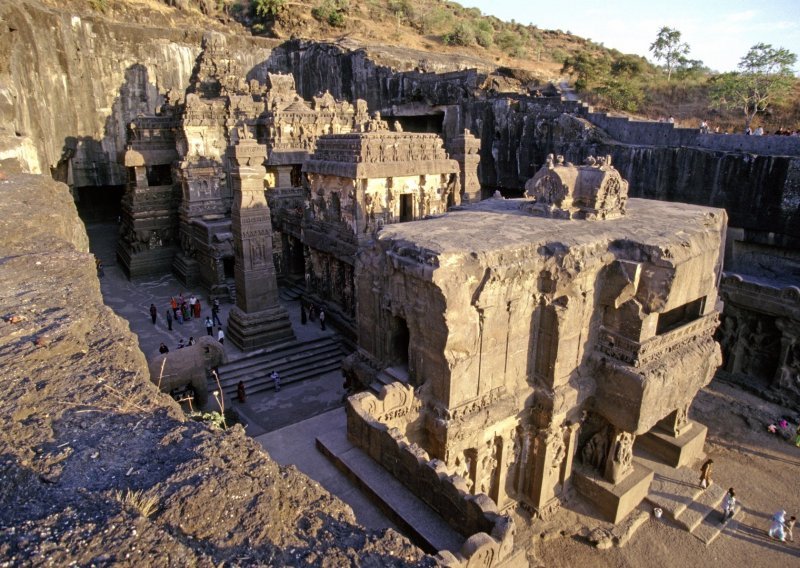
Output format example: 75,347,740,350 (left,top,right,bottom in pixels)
0,173,431,566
